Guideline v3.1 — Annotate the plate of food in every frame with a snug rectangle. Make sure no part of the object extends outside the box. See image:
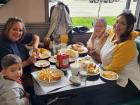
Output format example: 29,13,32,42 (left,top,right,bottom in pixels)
34,60,50,68
86,63,100,76
36,68,64,83
49,56,56,64
67,43,88,54
29,48,51,59
86,63,100,81
79,56,93,64
69,58,76,63
100,71,119,82
66,49,79,58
